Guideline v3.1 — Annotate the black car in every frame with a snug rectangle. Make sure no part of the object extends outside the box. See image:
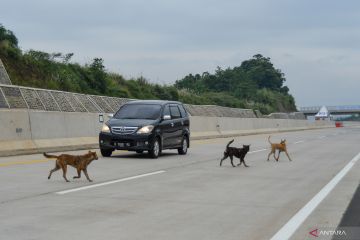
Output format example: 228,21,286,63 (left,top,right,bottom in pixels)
99,100,190,158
